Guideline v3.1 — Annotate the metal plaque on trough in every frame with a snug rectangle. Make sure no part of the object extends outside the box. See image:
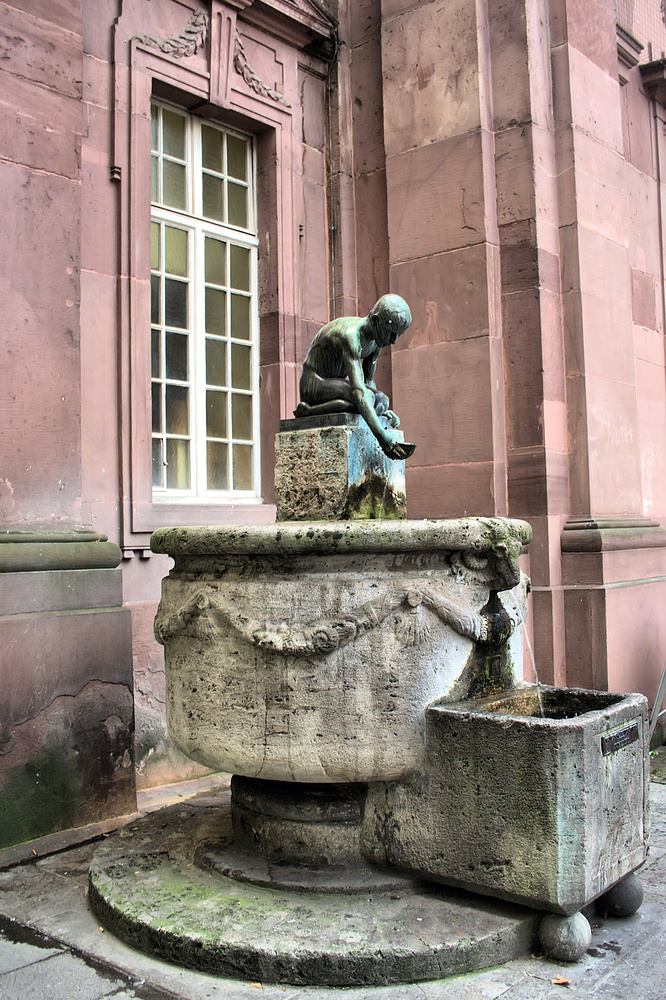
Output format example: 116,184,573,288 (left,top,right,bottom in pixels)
601,722,639,756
